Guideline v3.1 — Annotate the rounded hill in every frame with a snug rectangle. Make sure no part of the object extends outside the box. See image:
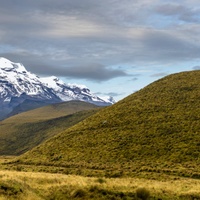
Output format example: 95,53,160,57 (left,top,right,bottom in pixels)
18,71,200,177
